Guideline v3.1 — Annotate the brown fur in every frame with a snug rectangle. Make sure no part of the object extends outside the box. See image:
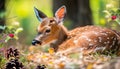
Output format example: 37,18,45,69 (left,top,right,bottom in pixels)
35,17,120,54
58,26,120,54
